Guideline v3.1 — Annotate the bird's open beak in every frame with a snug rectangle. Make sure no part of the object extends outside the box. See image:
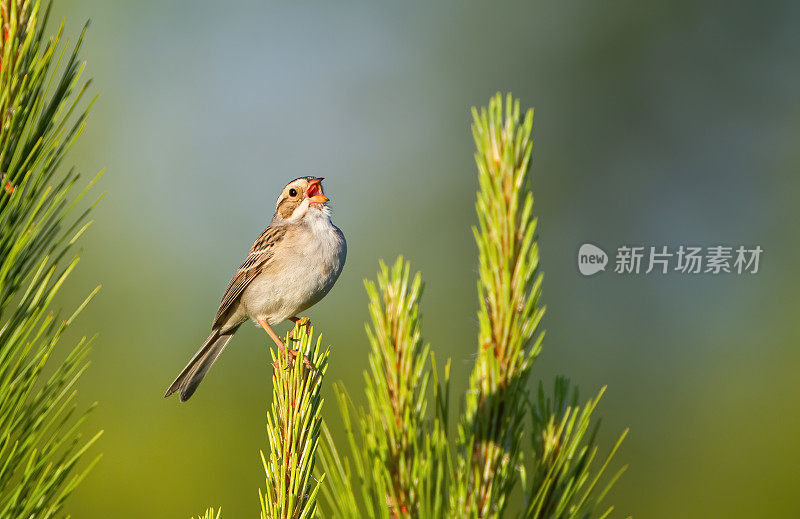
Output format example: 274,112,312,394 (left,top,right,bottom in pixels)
307,178,329,204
